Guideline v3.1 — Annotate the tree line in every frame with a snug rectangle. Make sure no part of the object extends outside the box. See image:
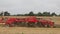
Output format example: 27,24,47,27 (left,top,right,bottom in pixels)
0,11,60,16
